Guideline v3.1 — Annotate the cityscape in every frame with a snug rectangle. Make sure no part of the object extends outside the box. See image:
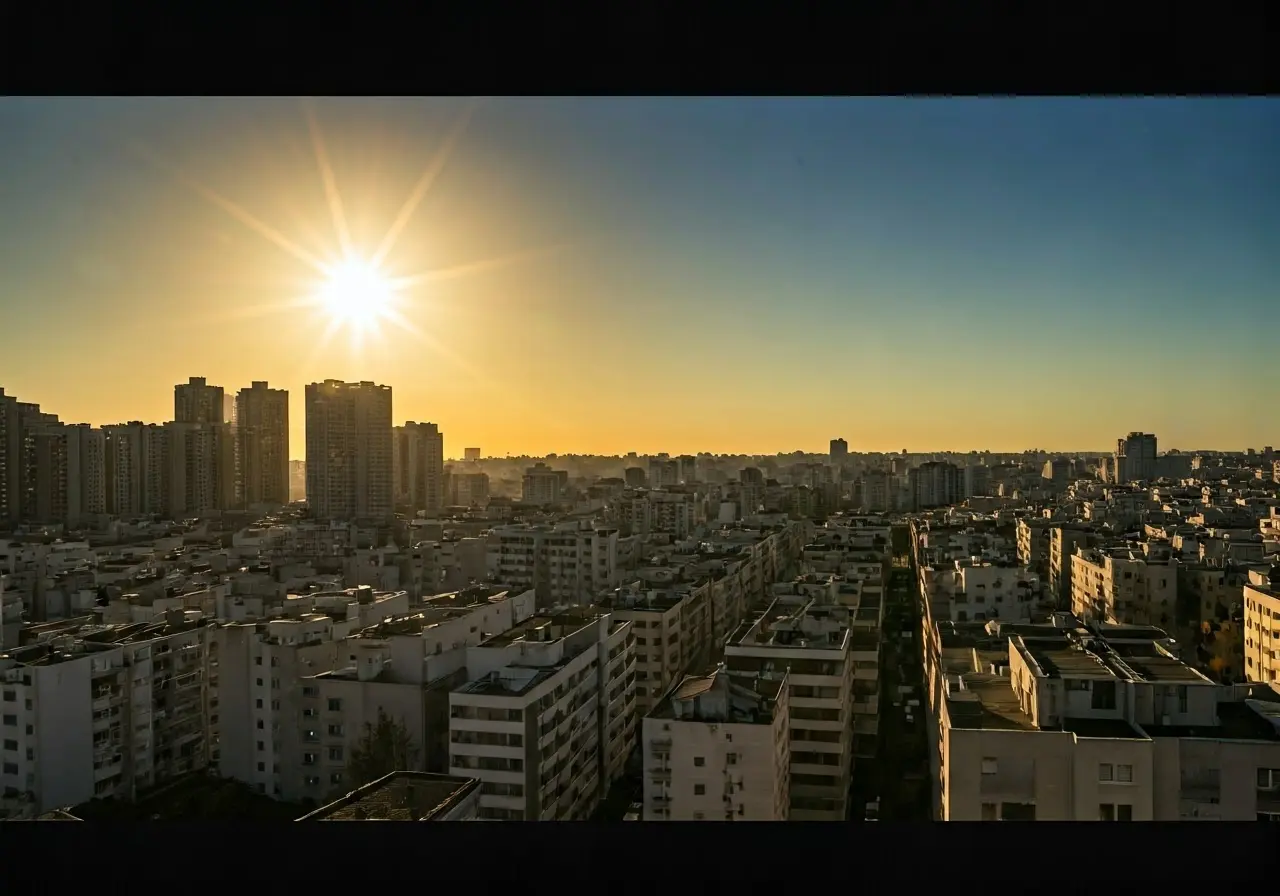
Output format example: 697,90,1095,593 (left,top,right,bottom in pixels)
1,97,1279,822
